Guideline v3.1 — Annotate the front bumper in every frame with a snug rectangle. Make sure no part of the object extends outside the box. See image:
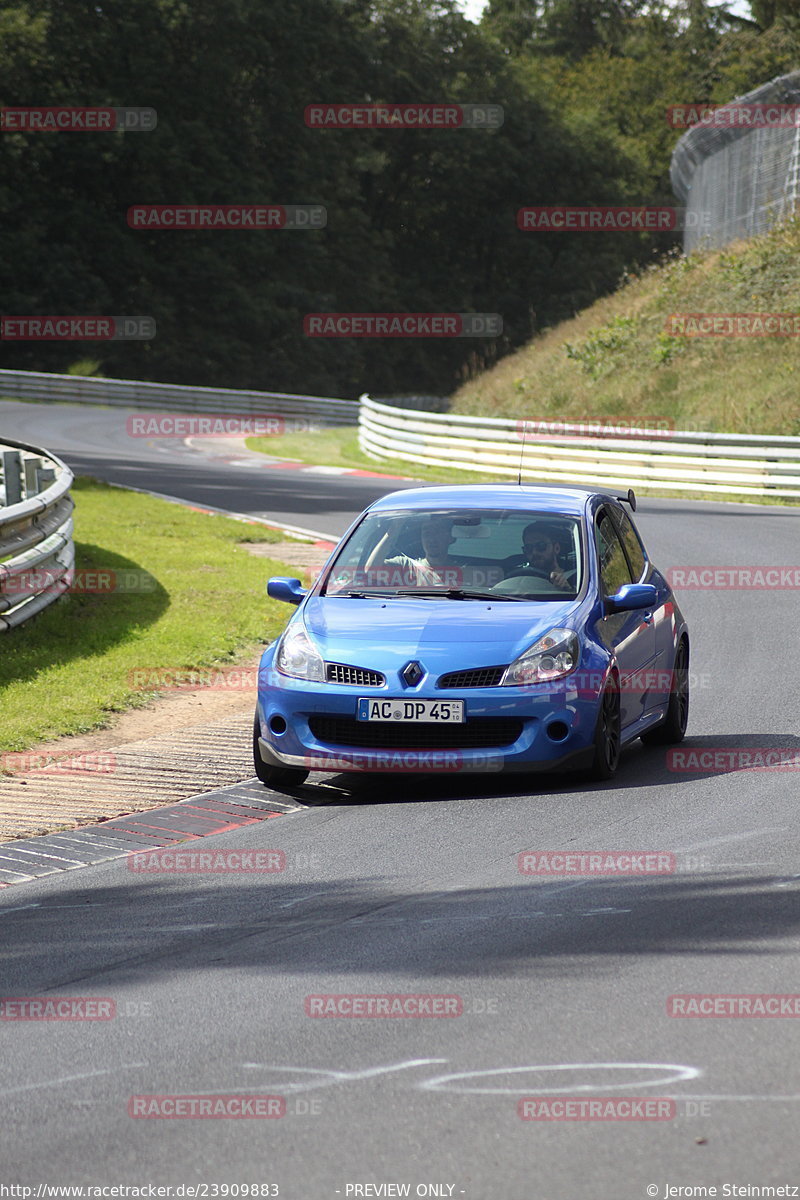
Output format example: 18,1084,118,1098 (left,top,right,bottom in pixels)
256,668,602,775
